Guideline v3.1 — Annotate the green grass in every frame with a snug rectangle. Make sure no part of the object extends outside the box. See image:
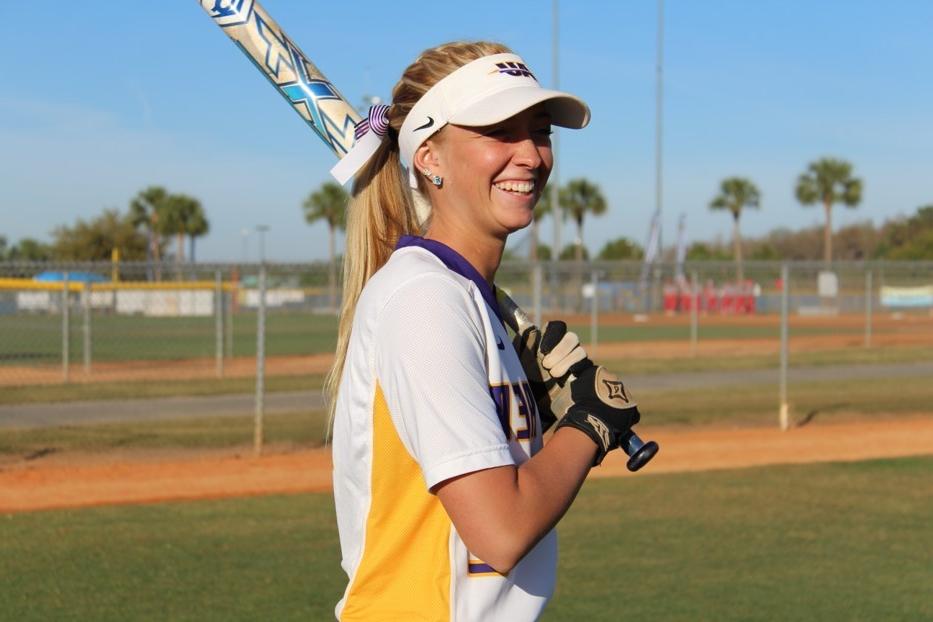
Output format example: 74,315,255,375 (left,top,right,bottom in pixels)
566,321,872,343
0,495,341,621
2,457,930,621
5,310,911,367
639,375,933,427
0,374,322,406
0,311,339,364
0,411,328,457
601,344,933,375
3,344,930,407
545,456,933,621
